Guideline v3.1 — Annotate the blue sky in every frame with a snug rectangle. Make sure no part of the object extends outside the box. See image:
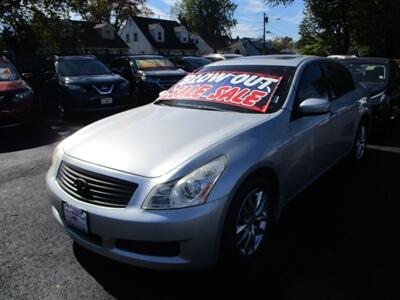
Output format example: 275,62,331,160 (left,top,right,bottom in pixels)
145,0,304,40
